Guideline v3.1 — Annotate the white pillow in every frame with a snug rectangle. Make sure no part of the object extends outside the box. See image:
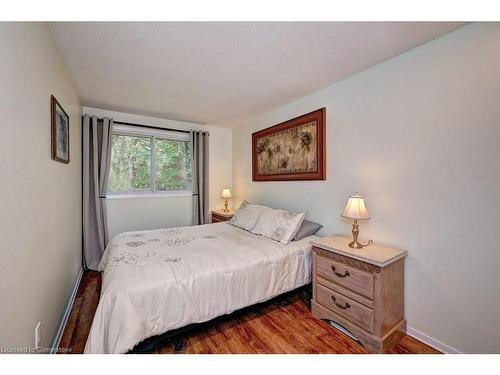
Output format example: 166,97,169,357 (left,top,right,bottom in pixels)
228,200,266,231
252,207,306,245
